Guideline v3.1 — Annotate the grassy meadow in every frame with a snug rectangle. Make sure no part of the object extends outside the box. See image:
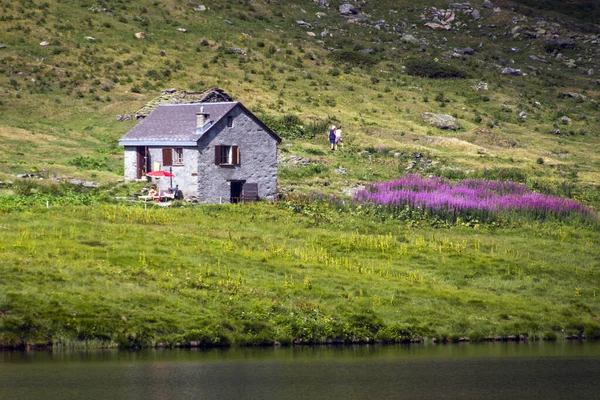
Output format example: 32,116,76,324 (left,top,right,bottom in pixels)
0,197,599,348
